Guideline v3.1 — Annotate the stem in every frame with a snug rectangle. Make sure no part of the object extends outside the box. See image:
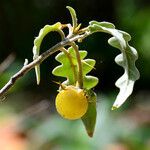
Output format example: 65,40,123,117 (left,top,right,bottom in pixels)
0,53,16,74
0,32,88,98
70,42,83,89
